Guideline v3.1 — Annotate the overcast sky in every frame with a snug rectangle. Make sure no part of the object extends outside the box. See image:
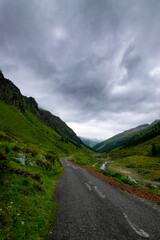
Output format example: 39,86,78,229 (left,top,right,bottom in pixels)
0,0,160,140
